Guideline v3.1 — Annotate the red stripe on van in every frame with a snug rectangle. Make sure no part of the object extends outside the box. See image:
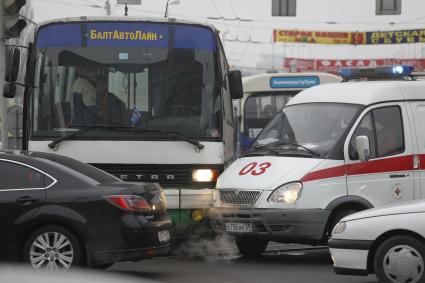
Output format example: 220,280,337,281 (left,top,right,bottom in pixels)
346,155,413,175
301,165,346,182
420,155,425,170
302,155,414,183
